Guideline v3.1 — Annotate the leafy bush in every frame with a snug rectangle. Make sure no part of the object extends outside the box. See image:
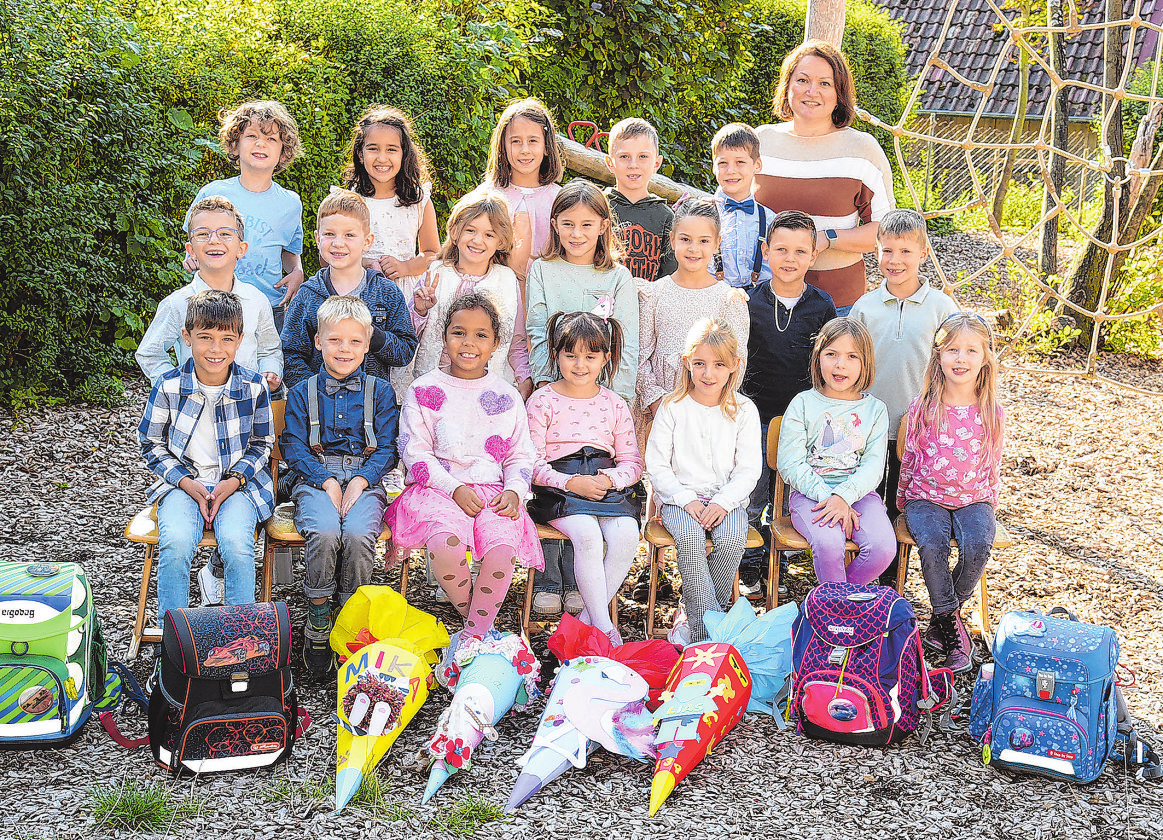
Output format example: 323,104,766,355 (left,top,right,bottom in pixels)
0,0,197,406
738,0,910,161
